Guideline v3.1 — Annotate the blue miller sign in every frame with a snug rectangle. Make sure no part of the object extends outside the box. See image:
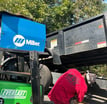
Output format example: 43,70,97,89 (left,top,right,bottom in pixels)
0,13,46,52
